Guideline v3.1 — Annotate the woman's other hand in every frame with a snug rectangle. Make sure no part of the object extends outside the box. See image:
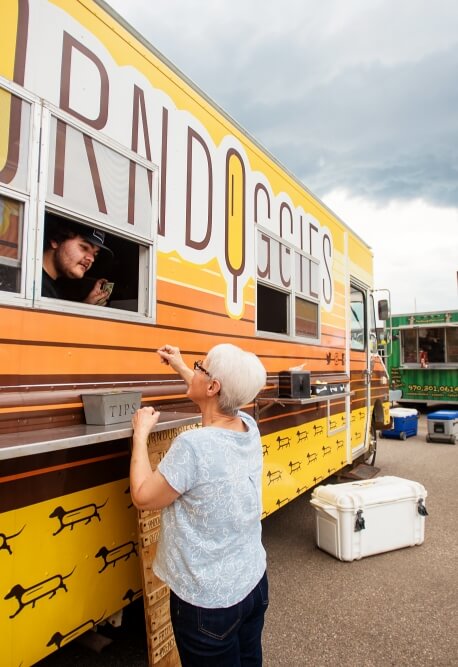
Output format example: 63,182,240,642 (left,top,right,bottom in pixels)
130,406,179,511
132,406,160,438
